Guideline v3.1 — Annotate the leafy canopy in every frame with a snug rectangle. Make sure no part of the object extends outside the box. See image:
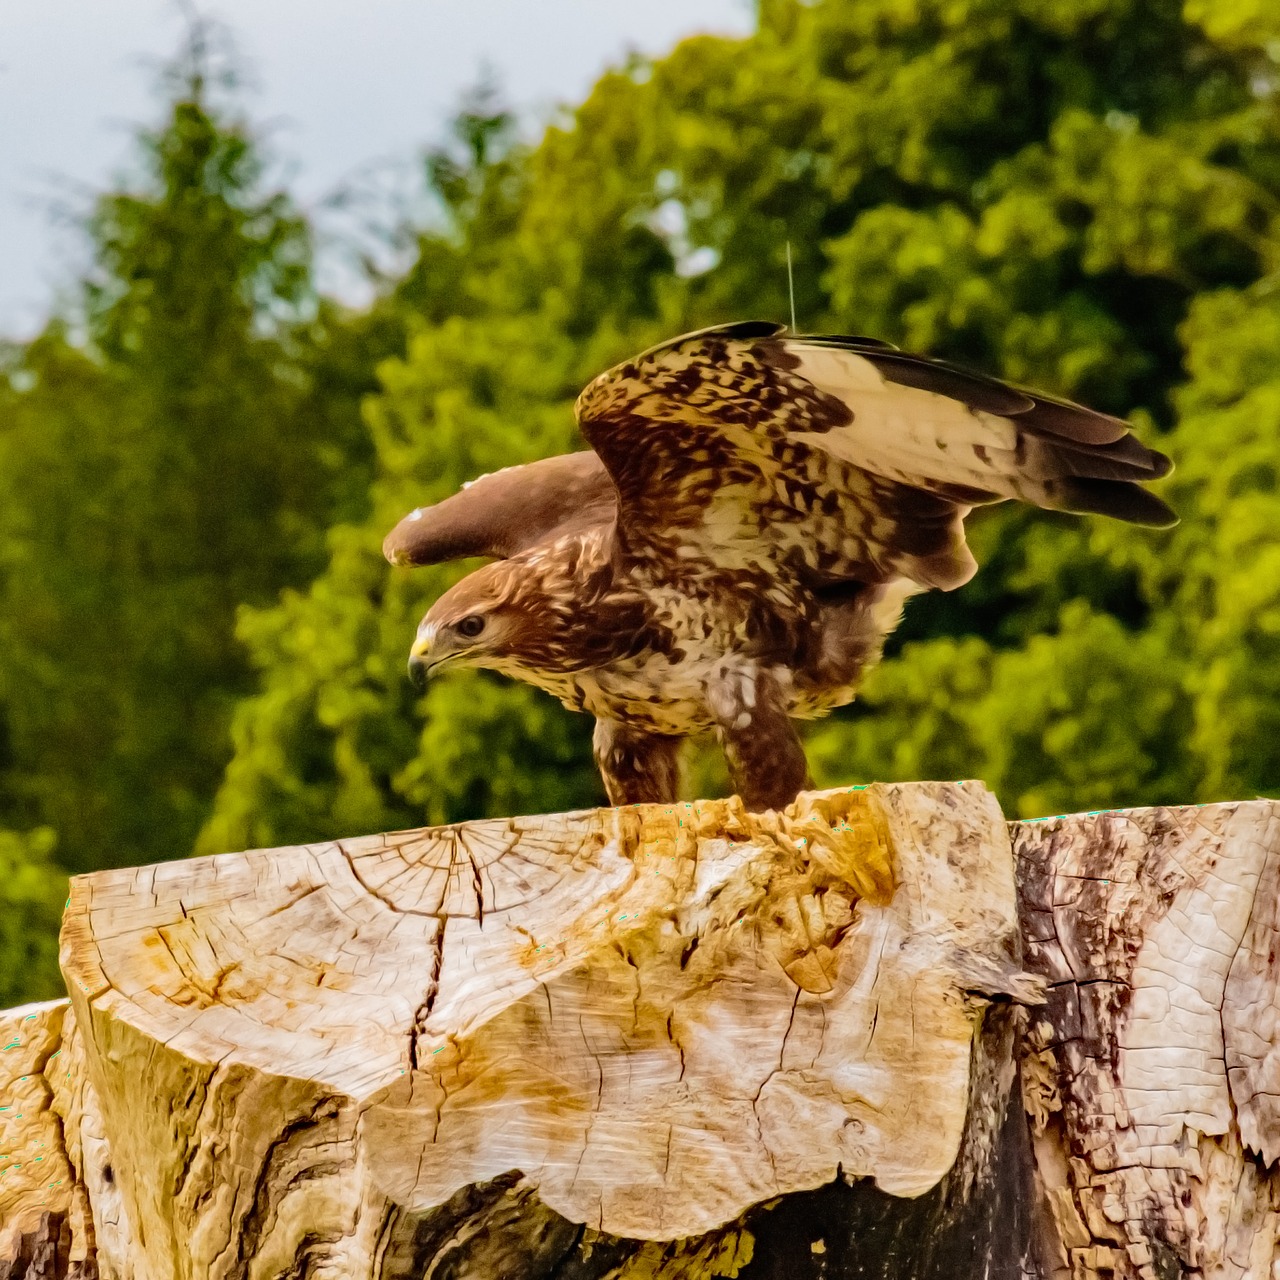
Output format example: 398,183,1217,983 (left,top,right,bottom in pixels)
0,26,387,875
